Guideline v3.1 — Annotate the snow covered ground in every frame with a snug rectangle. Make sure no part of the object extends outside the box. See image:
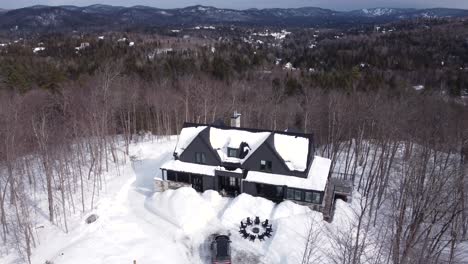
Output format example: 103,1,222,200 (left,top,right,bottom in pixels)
0,136,360,264
1,136,467,264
